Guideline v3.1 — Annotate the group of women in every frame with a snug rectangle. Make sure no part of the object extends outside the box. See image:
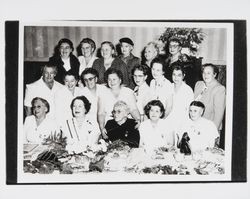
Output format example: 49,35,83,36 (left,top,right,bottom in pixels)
23,36,226,155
